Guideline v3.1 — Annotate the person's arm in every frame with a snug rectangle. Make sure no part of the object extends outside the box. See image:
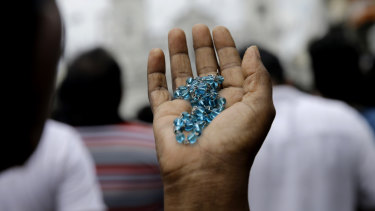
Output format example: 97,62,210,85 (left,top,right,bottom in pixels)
147,24,275,210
